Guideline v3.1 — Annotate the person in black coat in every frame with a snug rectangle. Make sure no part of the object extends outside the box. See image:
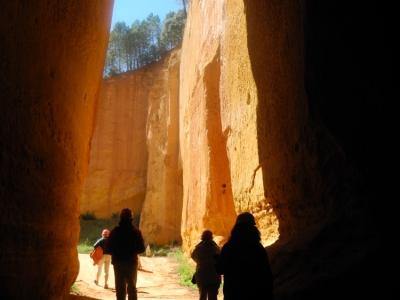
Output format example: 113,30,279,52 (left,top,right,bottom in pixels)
108,208,145,300
216,212,273,300
191,230,221,300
